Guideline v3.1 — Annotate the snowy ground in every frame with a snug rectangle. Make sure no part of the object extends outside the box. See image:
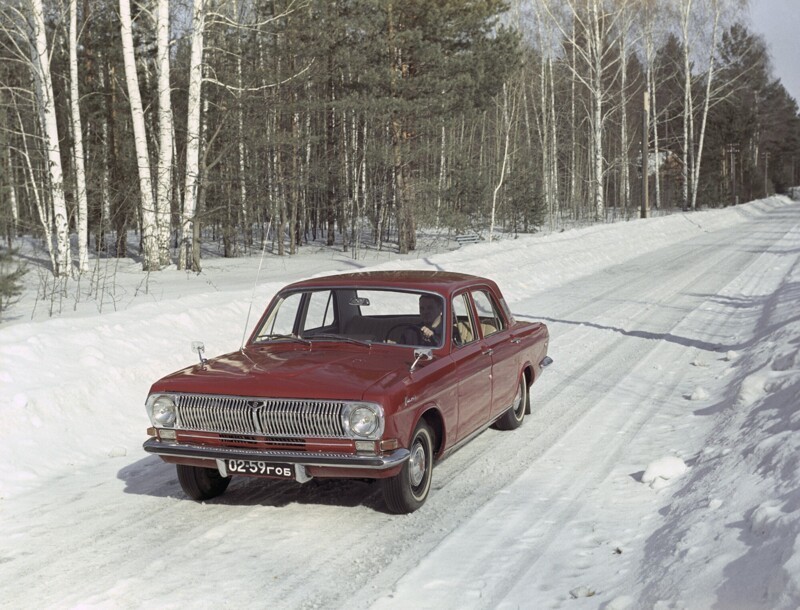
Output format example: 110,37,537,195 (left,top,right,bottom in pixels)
1,197,799,609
